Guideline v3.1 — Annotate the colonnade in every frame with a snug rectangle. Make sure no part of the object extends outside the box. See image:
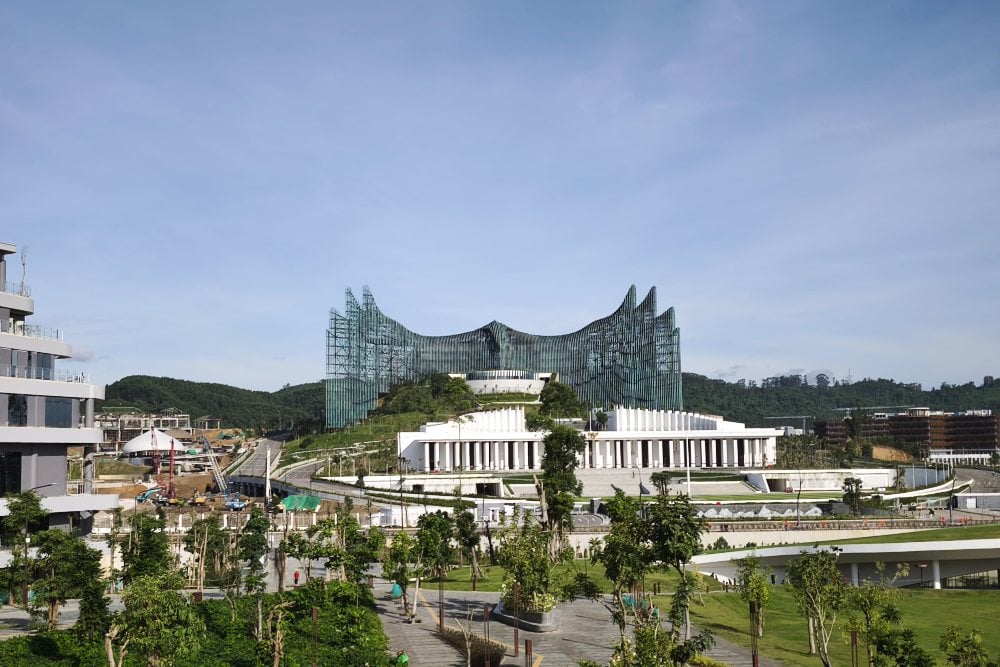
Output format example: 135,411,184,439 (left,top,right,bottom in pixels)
419,436,771,472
